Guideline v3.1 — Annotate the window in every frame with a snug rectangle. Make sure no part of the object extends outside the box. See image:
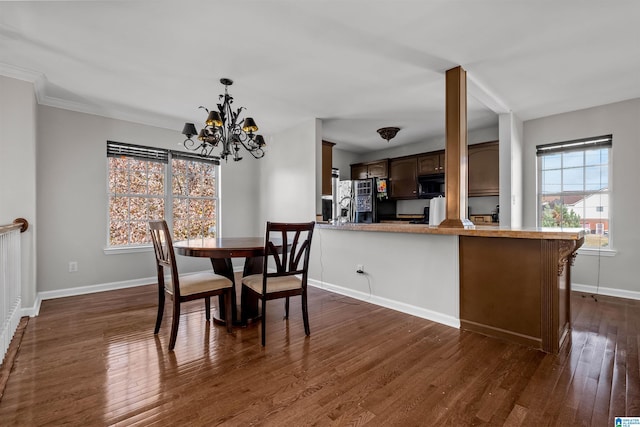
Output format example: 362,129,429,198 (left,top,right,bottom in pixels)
107,141,219,247
537,135,612,249
171,153,218,241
